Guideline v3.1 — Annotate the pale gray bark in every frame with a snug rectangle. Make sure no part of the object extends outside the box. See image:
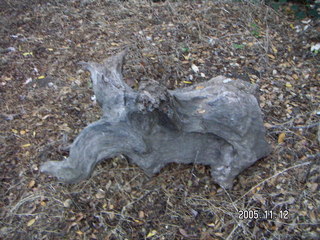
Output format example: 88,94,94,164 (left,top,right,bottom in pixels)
40,50,270,189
